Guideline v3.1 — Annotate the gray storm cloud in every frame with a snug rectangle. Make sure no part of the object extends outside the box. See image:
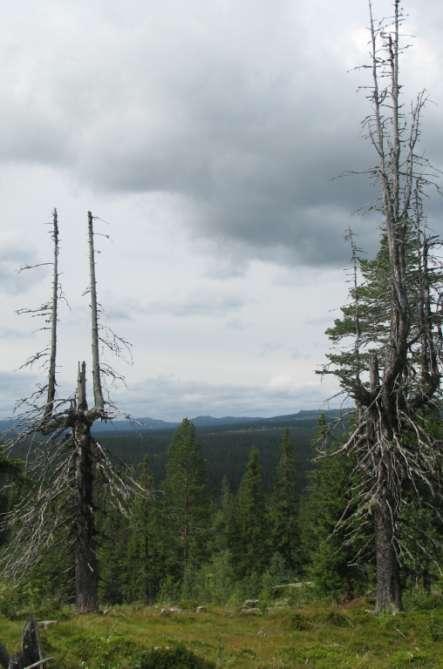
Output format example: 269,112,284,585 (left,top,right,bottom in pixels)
1,0,441,268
